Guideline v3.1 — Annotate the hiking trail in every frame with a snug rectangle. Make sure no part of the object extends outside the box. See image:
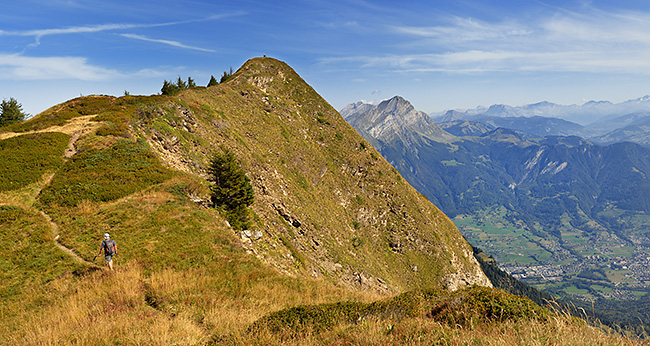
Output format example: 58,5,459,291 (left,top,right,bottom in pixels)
39,210,95,265
0,120,103,267
42,127,100,267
